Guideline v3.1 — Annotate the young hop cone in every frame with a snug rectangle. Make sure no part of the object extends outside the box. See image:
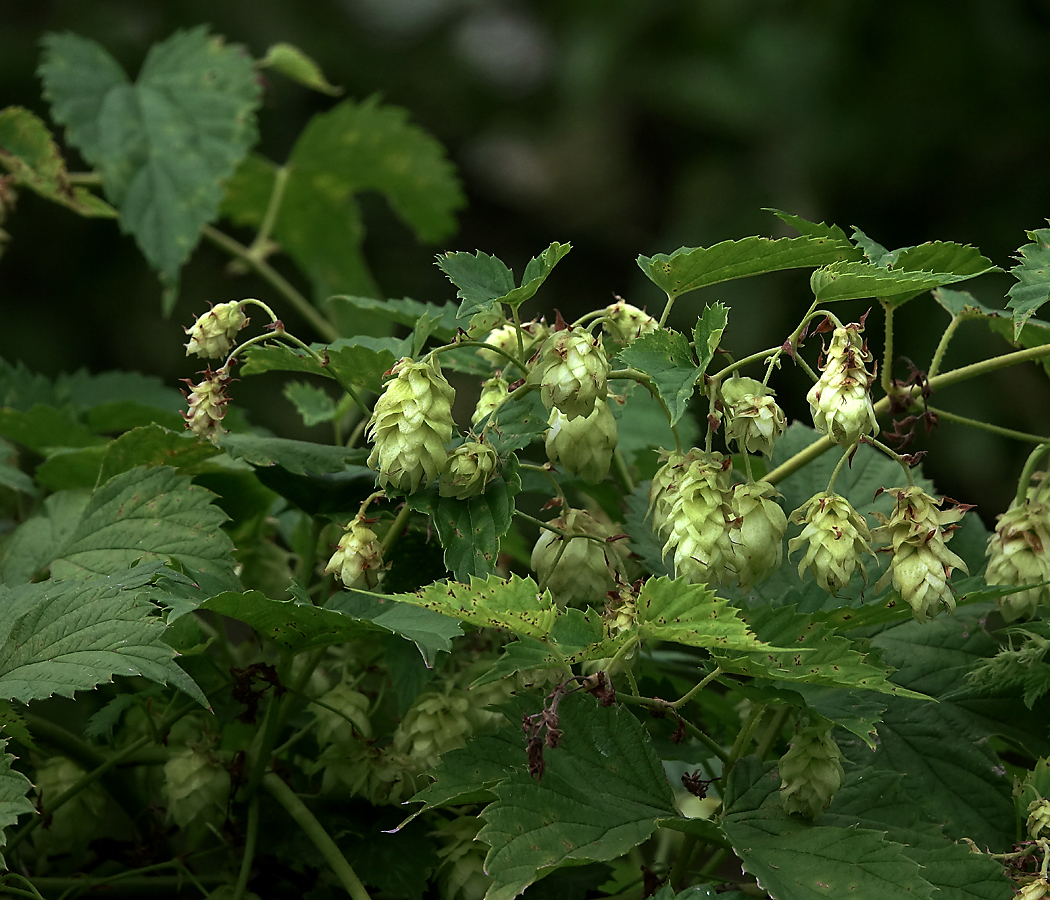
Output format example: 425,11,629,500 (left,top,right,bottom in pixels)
366,357,456,493
871,486,969,623
533,325,610,420
661,452,736,586
477,318,548,366
325,517,386,589
788,492,872,595
806,322,878,446
985,485,1050,622
392,689,476,772
778,720,845,820
433,815,492,900
728,481,788,592
531,508,628,606
721,376,787,458
602,298,658,348
471,375,510,426
182,367,232,443
440,441,500,499
545,396,618,484
184,300,247,358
